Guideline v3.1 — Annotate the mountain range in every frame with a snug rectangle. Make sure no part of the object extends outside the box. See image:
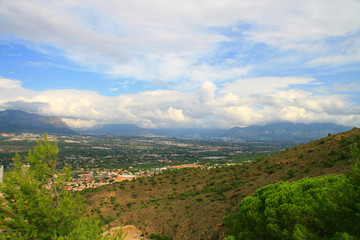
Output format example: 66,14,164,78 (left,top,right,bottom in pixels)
84,121,351,142
0,109,352,142
0,110,78,135
221,122,351,142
